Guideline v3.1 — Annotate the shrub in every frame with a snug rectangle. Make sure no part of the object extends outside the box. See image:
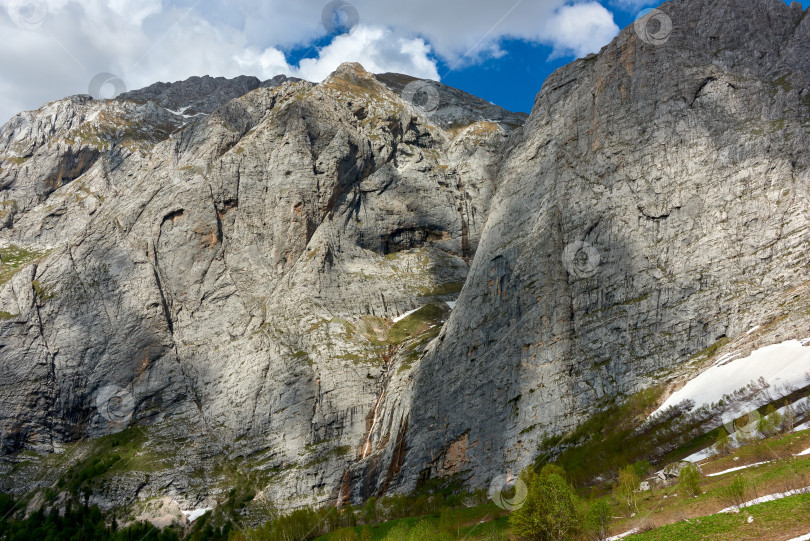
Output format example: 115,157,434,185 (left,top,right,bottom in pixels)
722,475,750,507
782,401,797,432
0,494,183,541
331,527,360,541
475,522,510,541
509,465,581,540
438,507,462,538
584,498,611,540
678,464,702,497
614,466,640,513
408,519,451,541
715,429,732,455
631,460,651,479
758,405,783,436
383,522,411,541
361,496,379,524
